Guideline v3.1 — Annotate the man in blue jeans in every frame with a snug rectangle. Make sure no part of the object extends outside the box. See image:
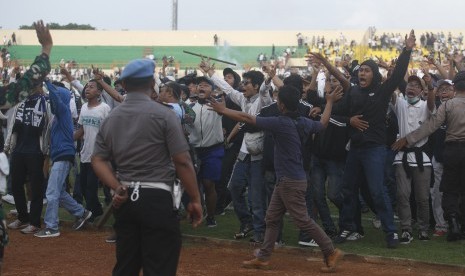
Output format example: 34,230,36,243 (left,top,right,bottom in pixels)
303,53,352,244
34,82,92,238
334,30,416,248
201,60,272,241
